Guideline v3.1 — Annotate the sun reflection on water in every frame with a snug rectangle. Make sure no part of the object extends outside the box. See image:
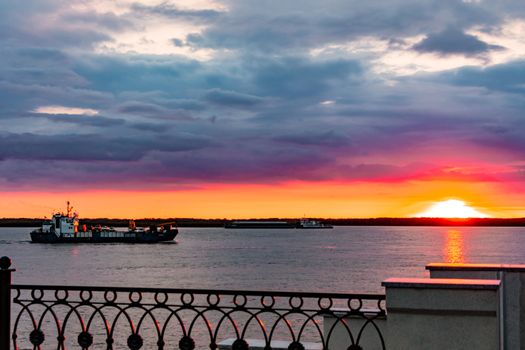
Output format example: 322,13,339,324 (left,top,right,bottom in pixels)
444,229,465,263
